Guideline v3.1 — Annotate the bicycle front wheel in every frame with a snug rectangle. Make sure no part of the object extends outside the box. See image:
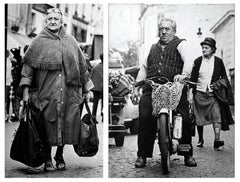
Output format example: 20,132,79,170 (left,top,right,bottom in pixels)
158,113,171,174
